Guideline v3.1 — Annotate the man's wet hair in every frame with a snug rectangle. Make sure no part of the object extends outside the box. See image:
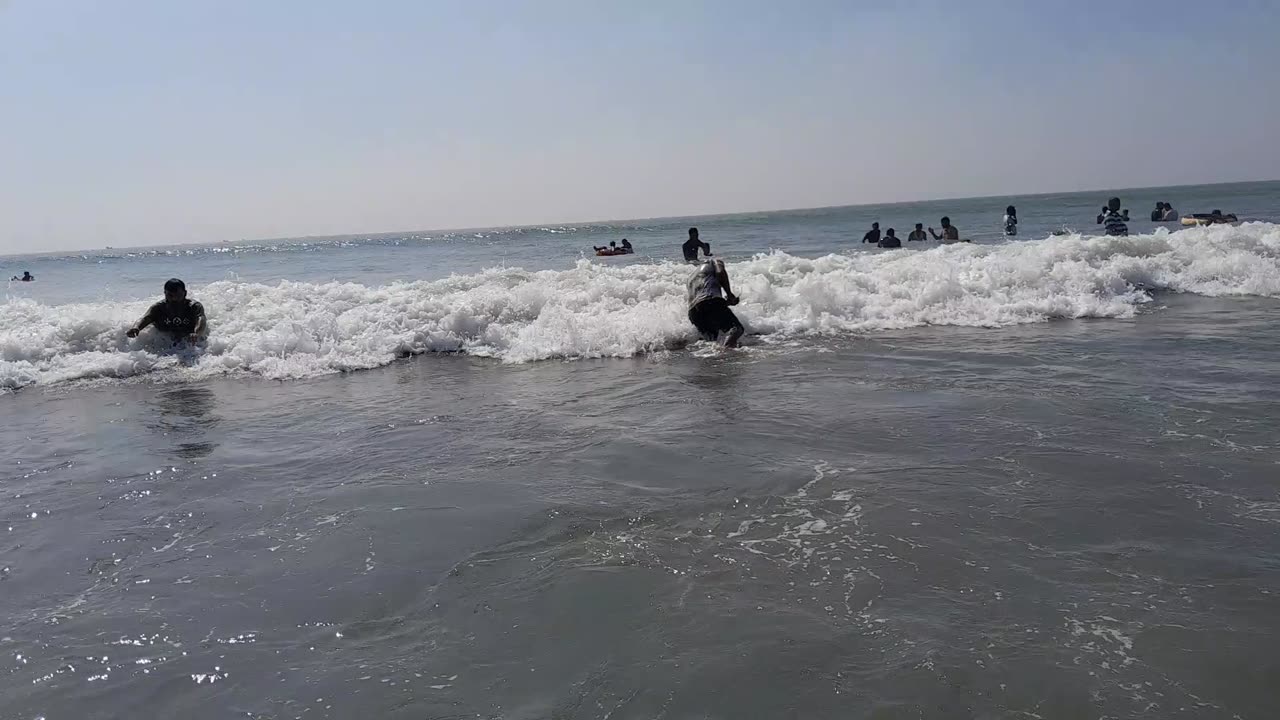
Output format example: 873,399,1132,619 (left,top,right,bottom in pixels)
164,278,186,293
